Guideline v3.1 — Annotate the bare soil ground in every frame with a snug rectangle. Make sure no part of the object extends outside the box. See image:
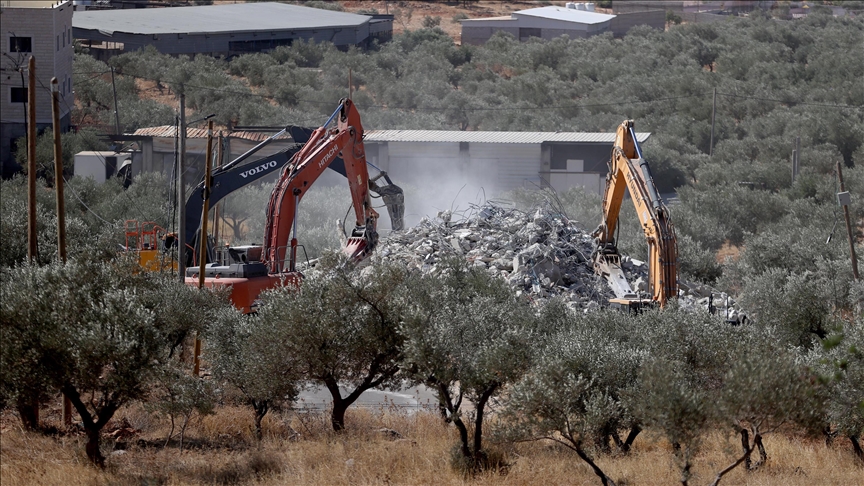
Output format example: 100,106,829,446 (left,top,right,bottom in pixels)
339,1,545,43
1,402,861,485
